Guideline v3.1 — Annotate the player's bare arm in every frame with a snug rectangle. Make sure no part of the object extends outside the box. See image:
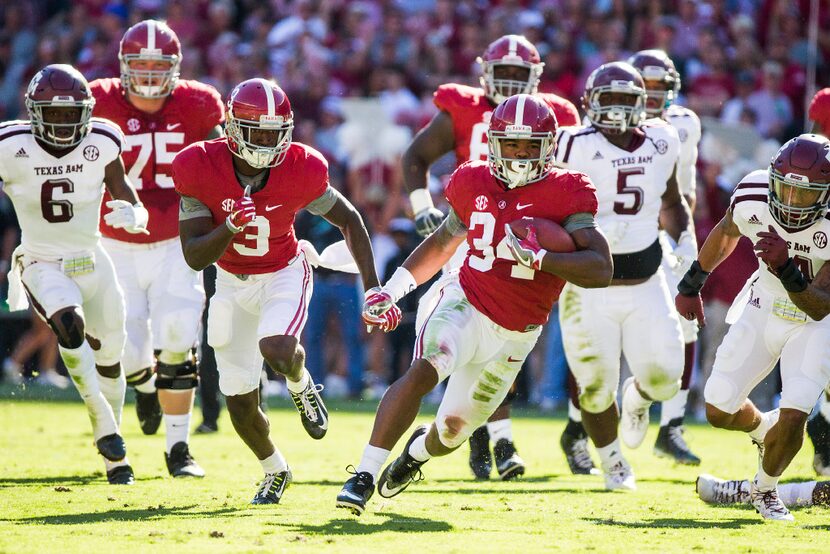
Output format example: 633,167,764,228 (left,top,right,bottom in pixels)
400,212,467,284
178,213,235,271
535,227,612,288
103,156,142,205
318,193,381,291
659,167,692,241
785,262,830,321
